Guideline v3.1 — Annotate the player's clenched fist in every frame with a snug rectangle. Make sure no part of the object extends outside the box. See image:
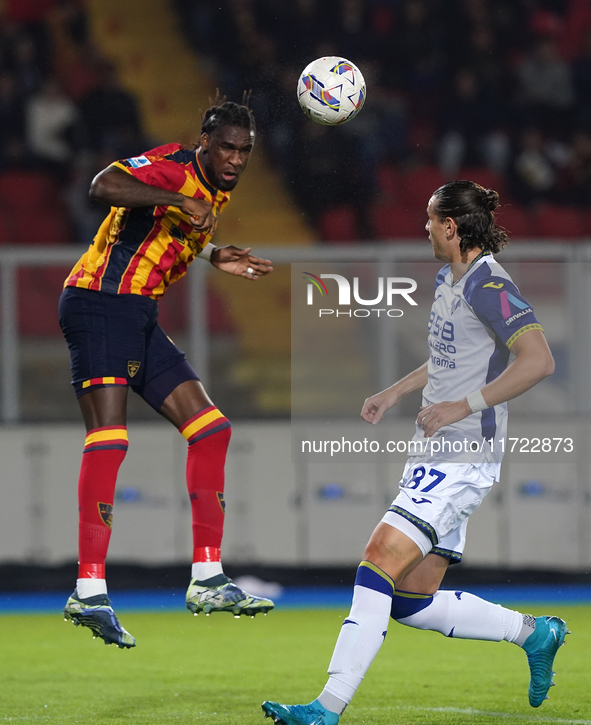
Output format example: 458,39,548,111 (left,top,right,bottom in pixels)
361,388,400,425
181,197,215,233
